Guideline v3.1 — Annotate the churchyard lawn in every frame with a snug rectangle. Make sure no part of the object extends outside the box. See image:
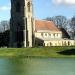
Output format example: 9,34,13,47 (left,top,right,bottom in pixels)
0,46,75,57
